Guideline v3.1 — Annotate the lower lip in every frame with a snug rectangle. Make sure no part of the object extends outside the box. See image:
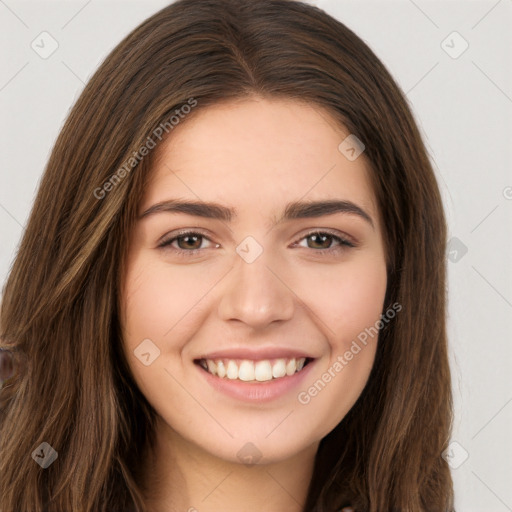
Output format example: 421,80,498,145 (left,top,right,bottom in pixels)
195,360,315,403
